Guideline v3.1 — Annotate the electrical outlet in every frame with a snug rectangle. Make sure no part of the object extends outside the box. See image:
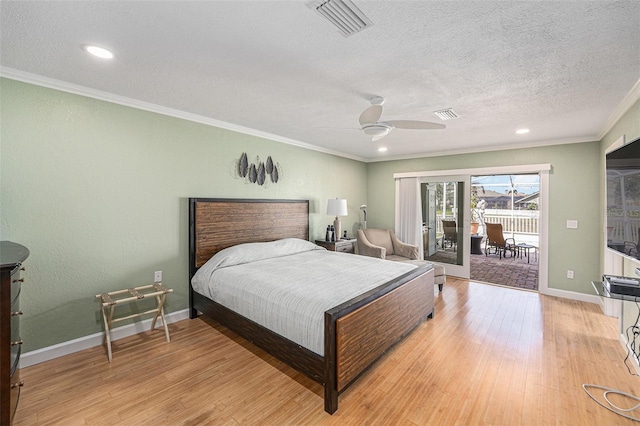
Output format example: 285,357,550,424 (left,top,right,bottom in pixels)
567,270,574,279
154,271,162,283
